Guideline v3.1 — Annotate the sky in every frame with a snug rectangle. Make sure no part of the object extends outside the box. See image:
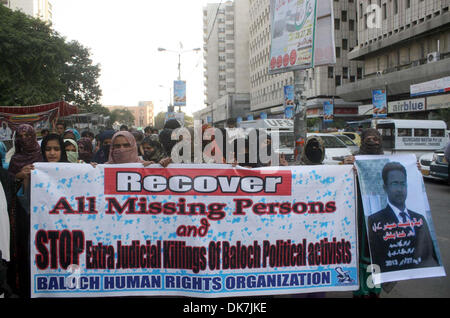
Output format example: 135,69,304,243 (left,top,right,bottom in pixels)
51,0,213,116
